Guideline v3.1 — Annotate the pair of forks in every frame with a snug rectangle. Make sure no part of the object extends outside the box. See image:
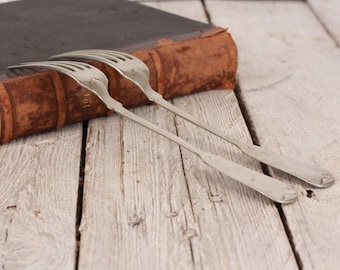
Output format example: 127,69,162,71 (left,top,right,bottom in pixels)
7,50,334,204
